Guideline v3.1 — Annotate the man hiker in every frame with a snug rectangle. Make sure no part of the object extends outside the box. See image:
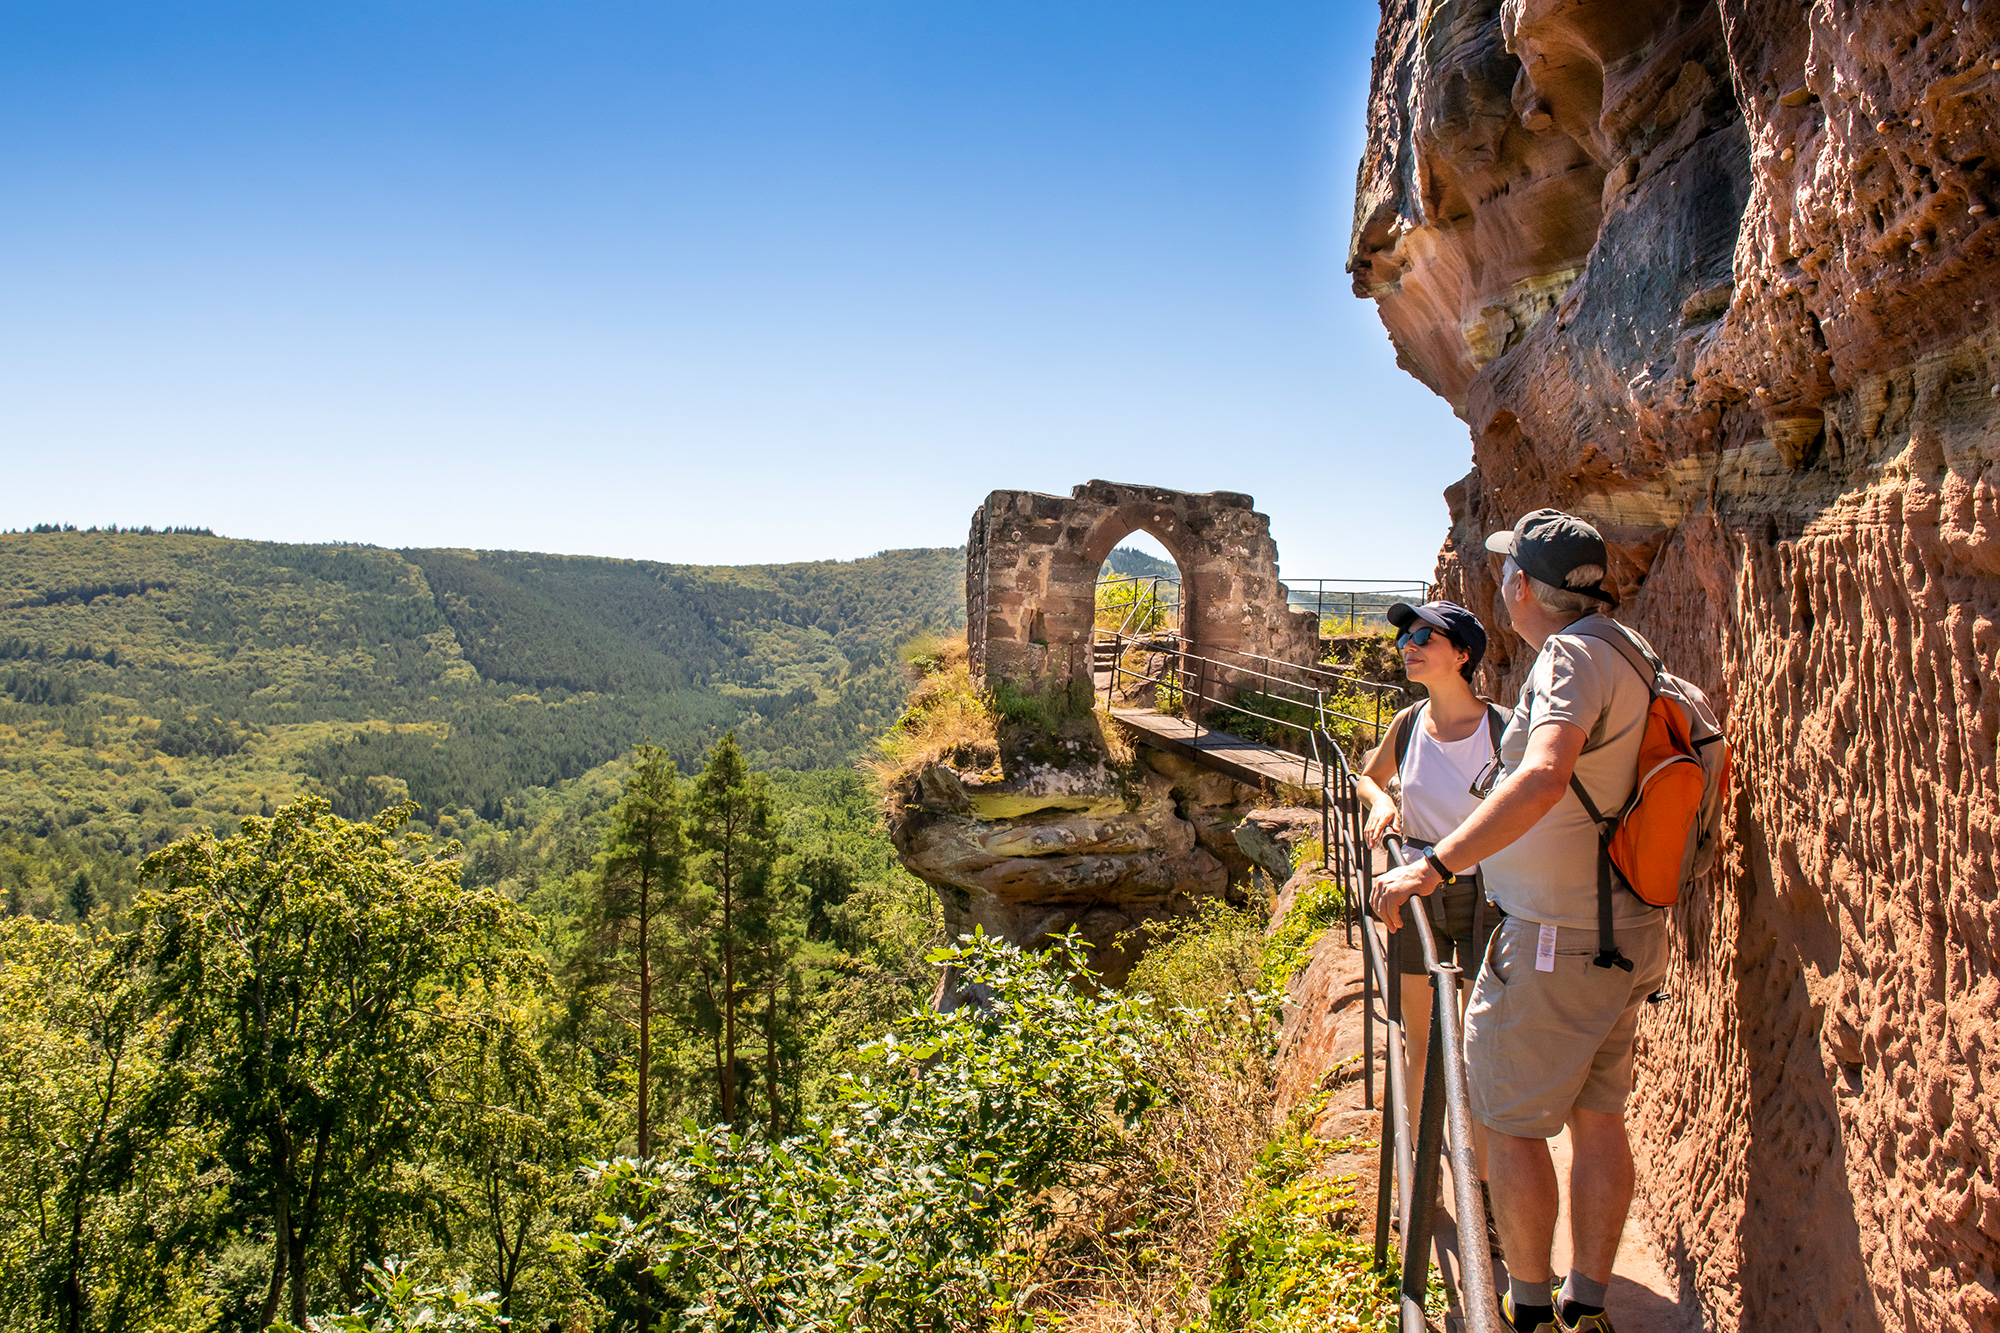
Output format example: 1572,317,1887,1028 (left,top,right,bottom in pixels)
1371,508,1670,1333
